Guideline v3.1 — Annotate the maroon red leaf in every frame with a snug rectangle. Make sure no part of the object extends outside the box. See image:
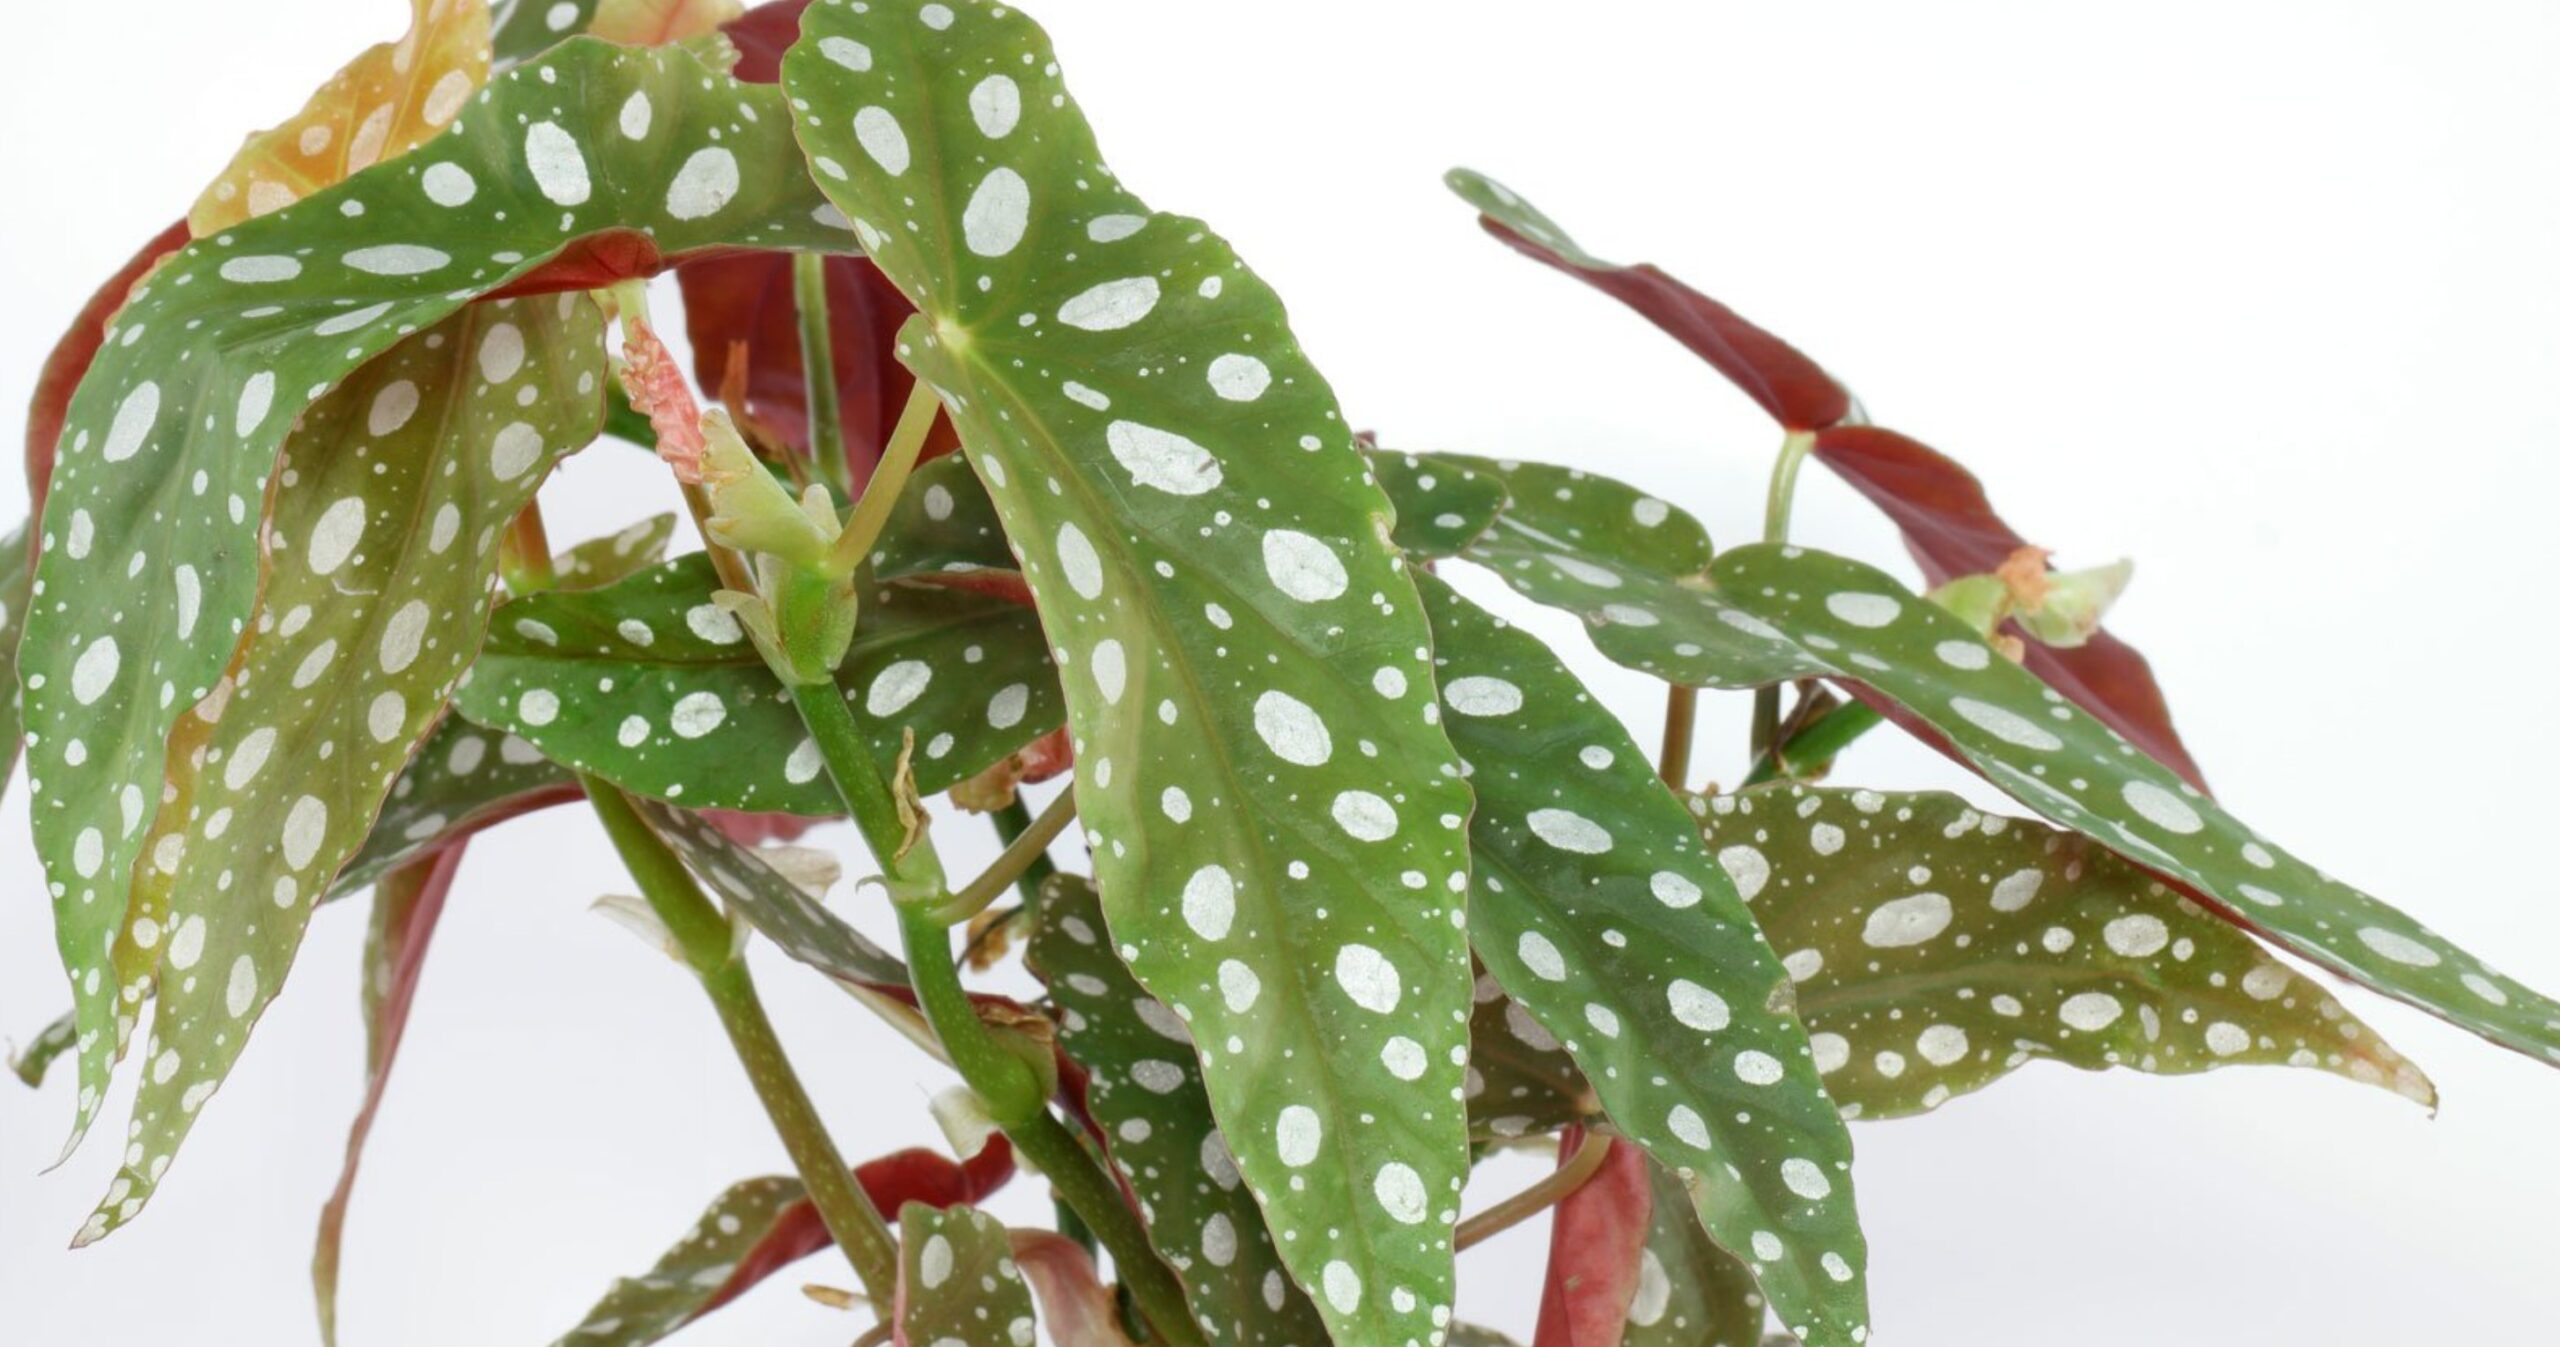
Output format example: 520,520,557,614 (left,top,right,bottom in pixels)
1532,1128,1653,1347
692,1138,1018,1322
723,0,813,83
